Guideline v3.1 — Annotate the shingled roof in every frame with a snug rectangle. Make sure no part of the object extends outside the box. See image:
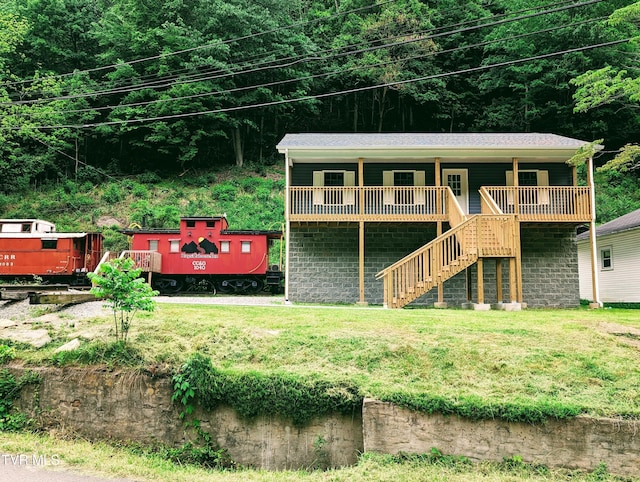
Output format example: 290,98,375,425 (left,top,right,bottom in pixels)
577,208,640,242
277,133,593,150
